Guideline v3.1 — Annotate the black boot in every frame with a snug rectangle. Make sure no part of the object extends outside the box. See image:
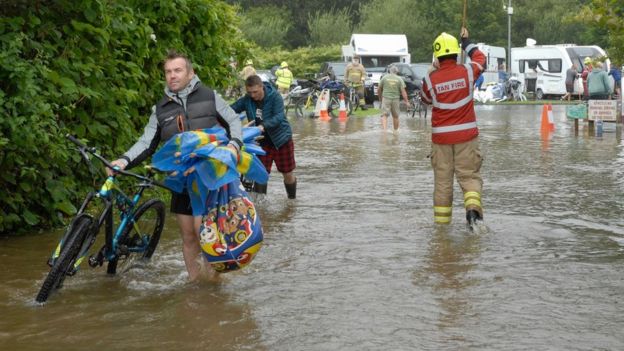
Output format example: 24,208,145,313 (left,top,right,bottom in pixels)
253,183,267,194
284,180,297,199
466,209,483,227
